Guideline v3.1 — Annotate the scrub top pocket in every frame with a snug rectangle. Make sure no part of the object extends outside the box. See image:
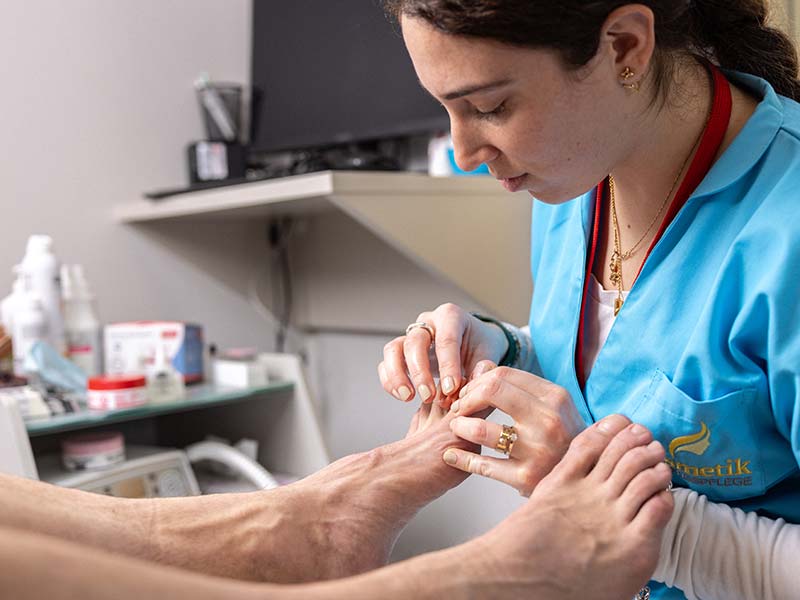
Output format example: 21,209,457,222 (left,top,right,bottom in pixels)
630,369,767,502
